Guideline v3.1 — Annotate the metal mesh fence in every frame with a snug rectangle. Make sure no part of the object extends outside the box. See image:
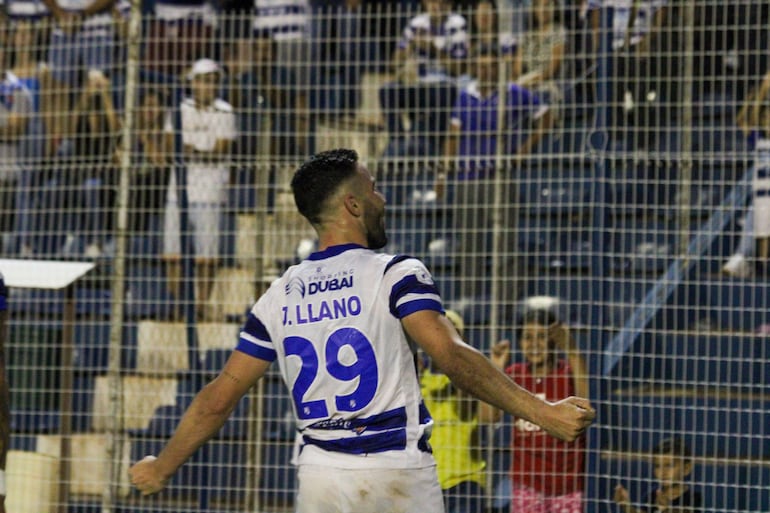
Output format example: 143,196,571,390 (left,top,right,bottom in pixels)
0,1,768,512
